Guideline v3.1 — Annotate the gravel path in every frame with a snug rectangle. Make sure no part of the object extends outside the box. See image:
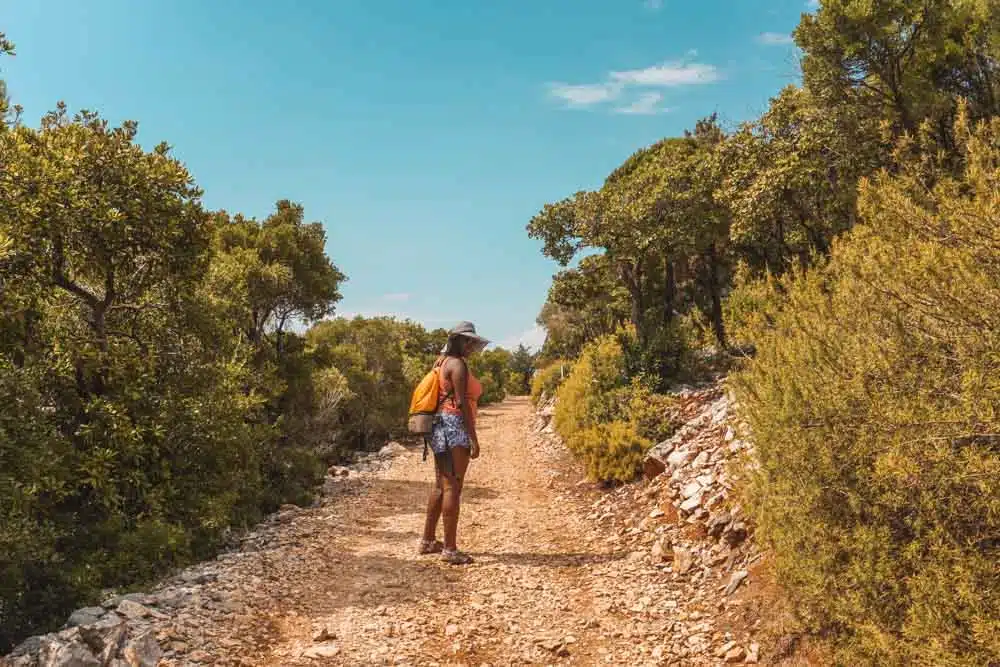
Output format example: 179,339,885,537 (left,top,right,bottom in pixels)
8,395,764,666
